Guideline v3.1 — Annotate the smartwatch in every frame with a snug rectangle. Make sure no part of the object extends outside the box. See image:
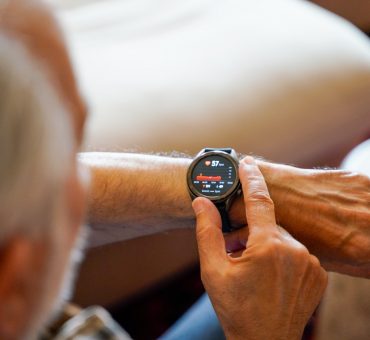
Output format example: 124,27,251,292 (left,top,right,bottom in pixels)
187,148,242,233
